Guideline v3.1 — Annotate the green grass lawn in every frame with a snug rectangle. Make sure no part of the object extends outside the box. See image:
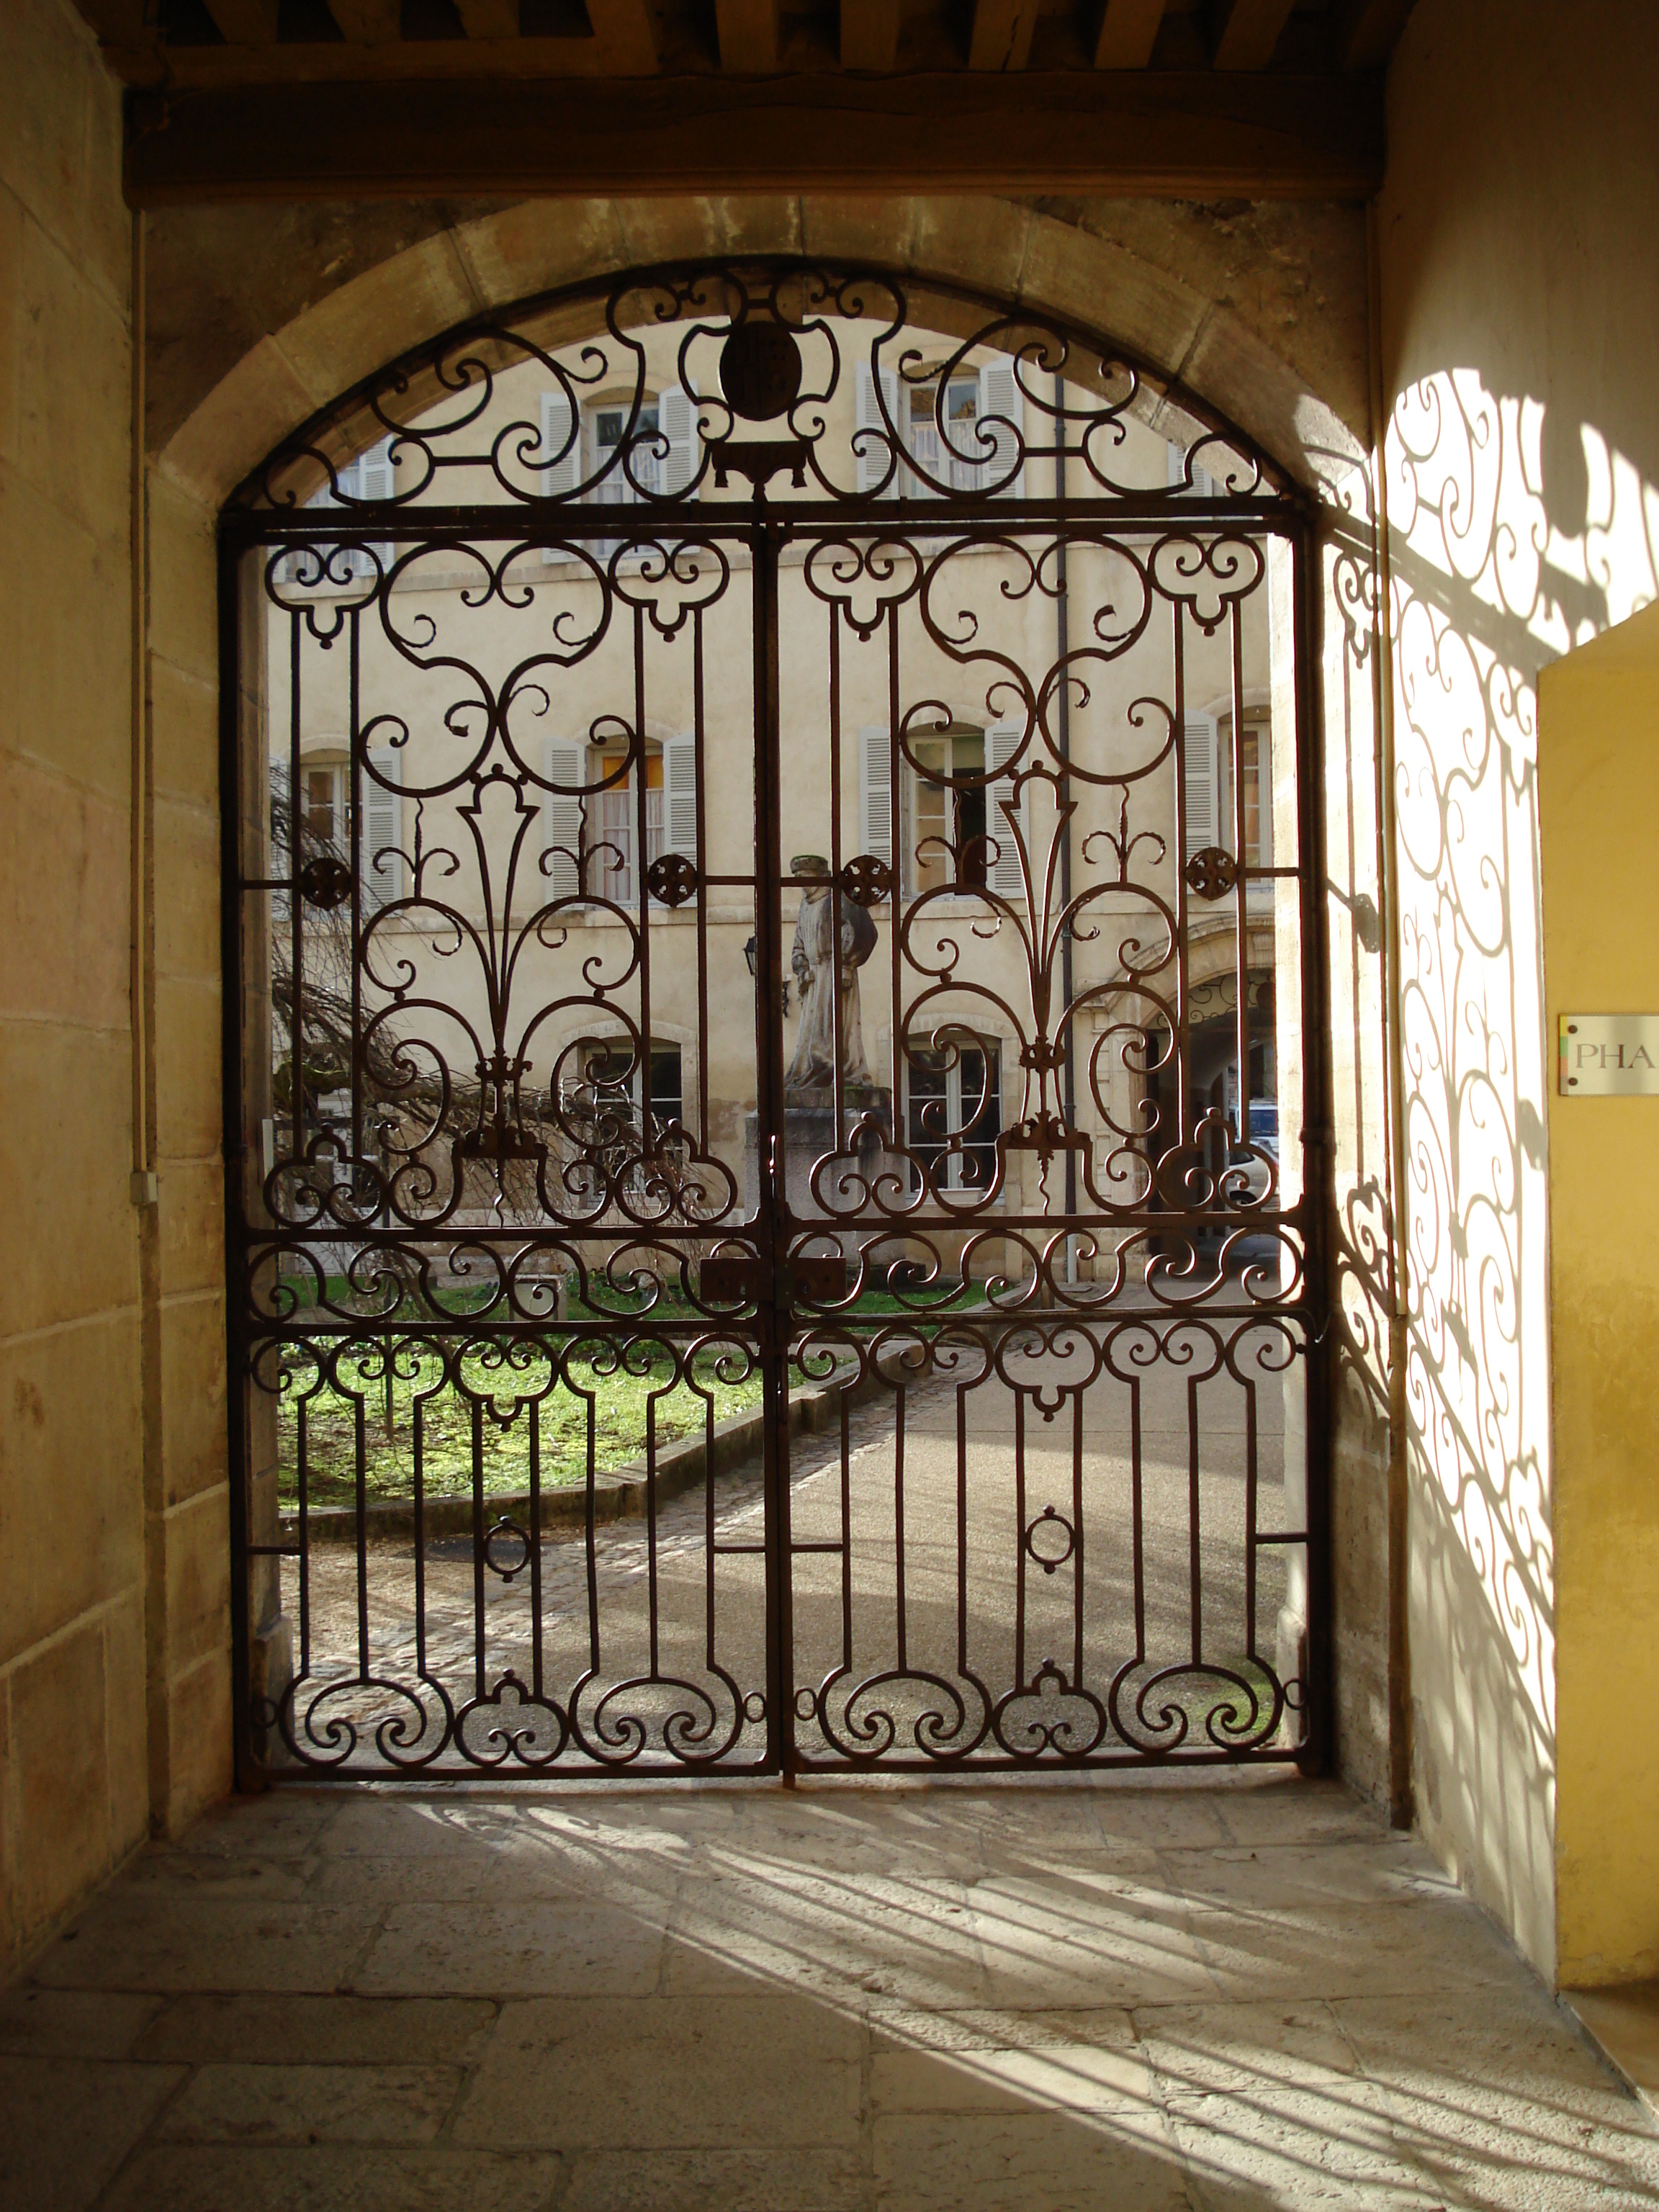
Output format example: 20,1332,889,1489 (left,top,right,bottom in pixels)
272,1277,990,1511
276,1339,765,1509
